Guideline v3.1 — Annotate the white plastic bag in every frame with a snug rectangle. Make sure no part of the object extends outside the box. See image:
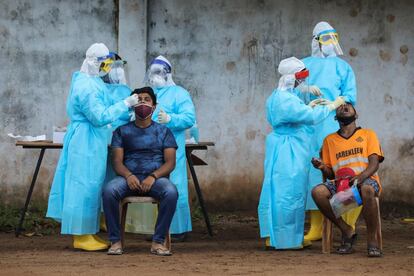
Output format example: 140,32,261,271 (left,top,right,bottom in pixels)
330,185,363,218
